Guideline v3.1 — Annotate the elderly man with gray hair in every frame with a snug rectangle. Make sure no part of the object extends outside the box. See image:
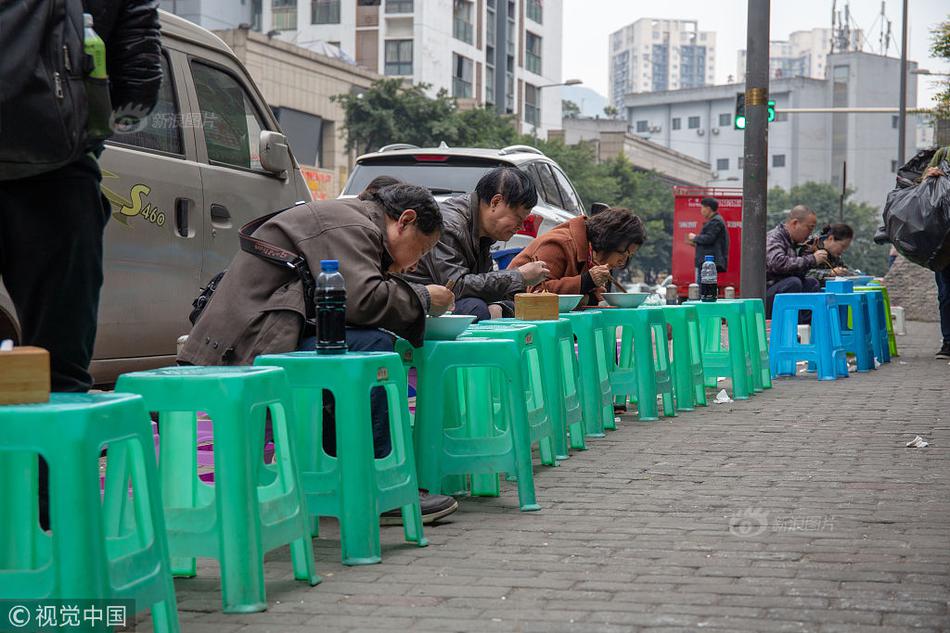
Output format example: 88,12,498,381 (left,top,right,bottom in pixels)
765,204,829,319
